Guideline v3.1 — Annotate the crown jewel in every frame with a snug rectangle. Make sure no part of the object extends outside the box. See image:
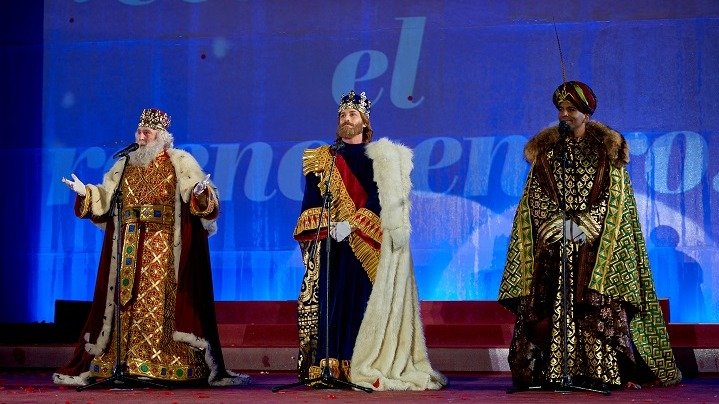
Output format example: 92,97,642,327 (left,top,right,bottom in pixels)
554,85,571,104
338,90,371,116
138,108,171,131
